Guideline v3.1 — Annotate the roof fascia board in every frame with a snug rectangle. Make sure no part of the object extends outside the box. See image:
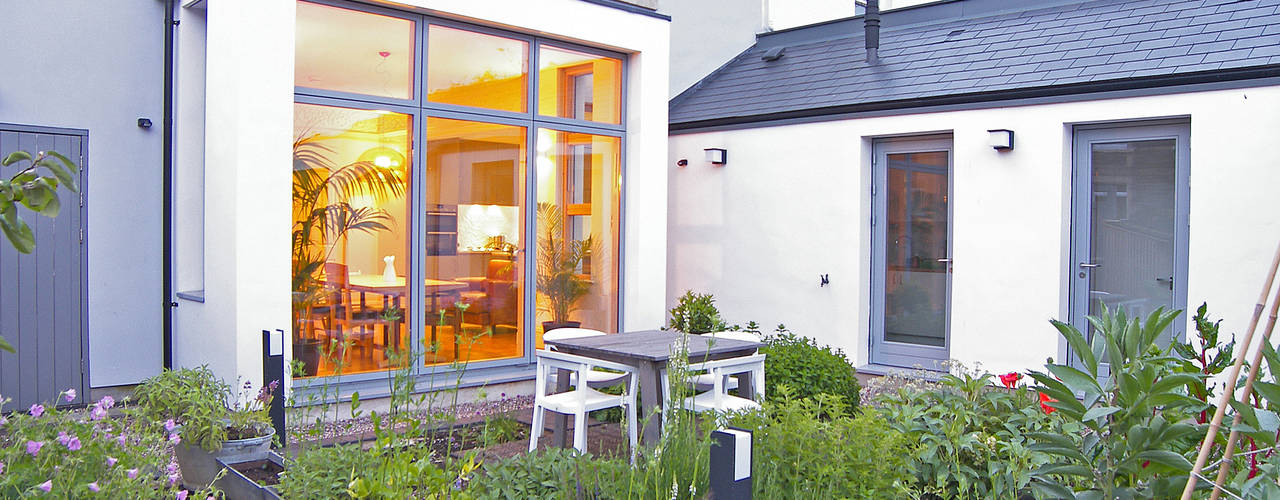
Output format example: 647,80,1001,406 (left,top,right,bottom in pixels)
670,68,1280,134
